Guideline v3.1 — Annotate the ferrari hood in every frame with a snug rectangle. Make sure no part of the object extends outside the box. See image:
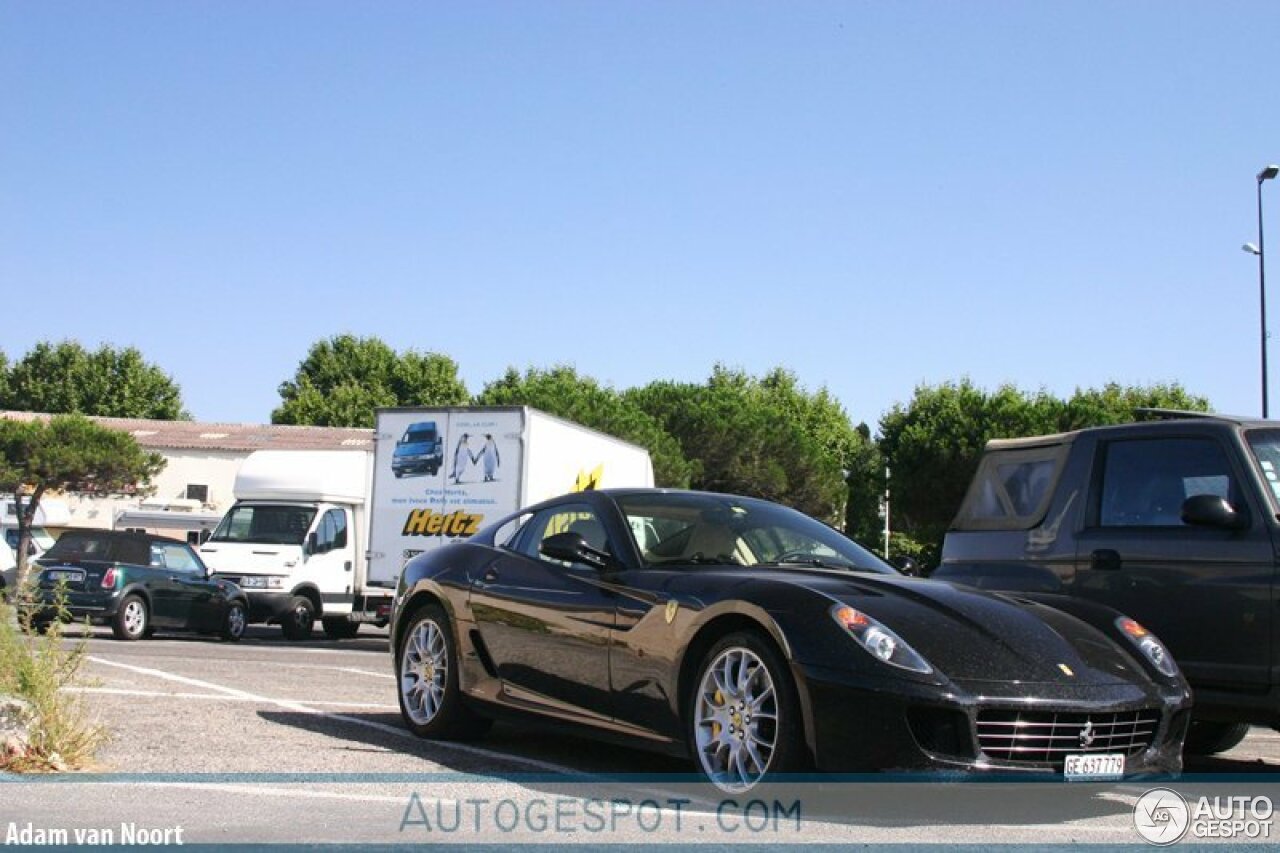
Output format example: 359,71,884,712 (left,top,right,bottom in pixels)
785,570,1148,687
